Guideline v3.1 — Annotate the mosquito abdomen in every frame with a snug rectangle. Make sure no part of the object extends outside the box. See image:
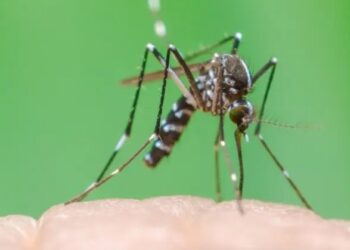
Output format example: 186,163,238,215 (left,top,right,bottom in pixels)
144,95,196,167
